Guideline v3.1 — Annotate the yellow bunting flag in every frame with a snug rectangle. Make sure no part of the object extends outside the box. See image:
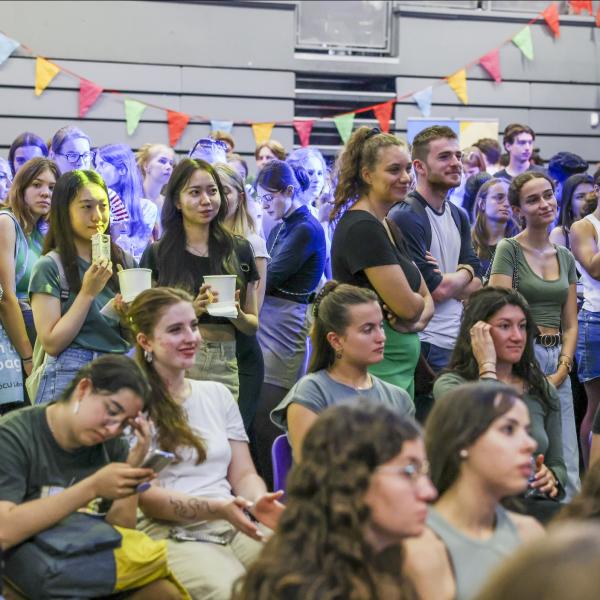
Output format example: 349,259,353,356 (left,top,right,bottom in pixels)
34,57,60,96
447,69,468,105
252,122,274,145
